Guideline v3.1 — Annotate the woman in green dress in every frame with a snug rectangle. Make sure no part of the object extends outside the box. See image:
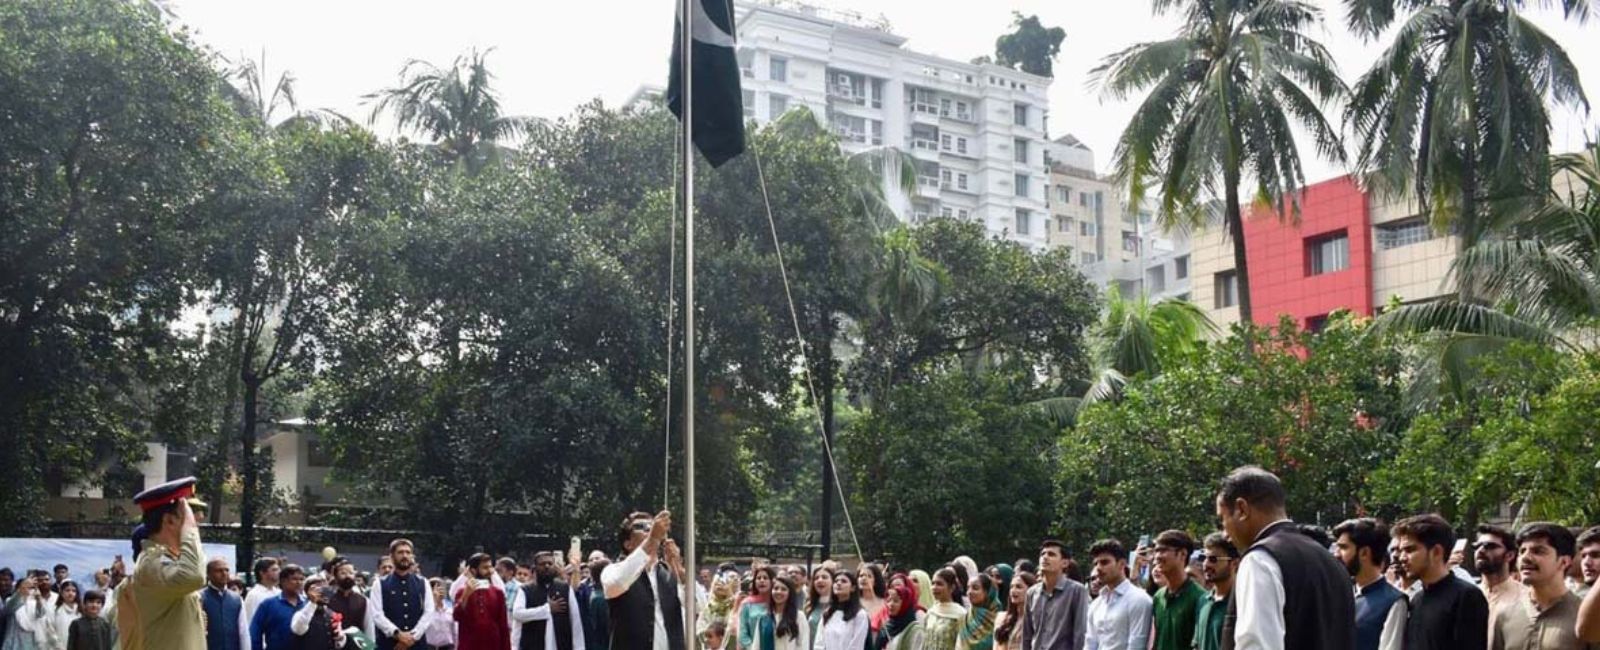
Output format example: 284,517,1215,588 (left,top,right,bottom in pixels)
920,569,966,650
805,567,832,647
955,574,998,650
